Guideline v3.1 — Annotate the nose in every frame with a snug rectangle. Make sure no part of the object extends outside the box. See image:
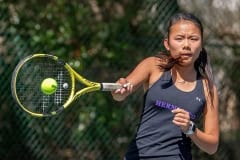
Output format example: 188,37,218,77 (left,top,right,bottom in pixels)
184,39,189,47
183,39,191,50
